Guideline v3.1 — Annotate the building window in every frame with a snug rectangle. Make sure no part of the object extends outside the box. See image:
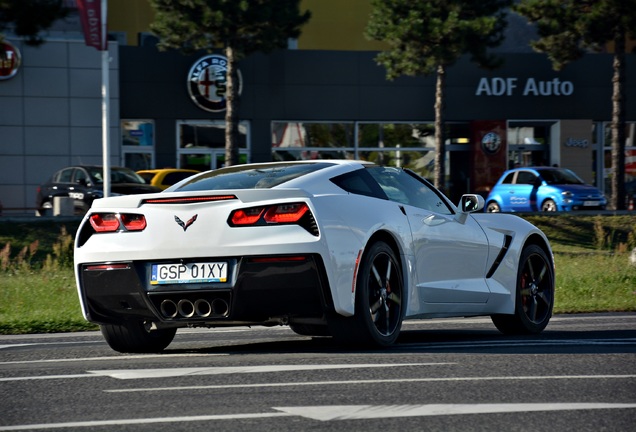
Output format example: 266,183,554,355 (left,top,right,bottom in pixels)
271,121,355,161
272,121,472,183
121,119,154,170
357,123,437,178
177,120,250,171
